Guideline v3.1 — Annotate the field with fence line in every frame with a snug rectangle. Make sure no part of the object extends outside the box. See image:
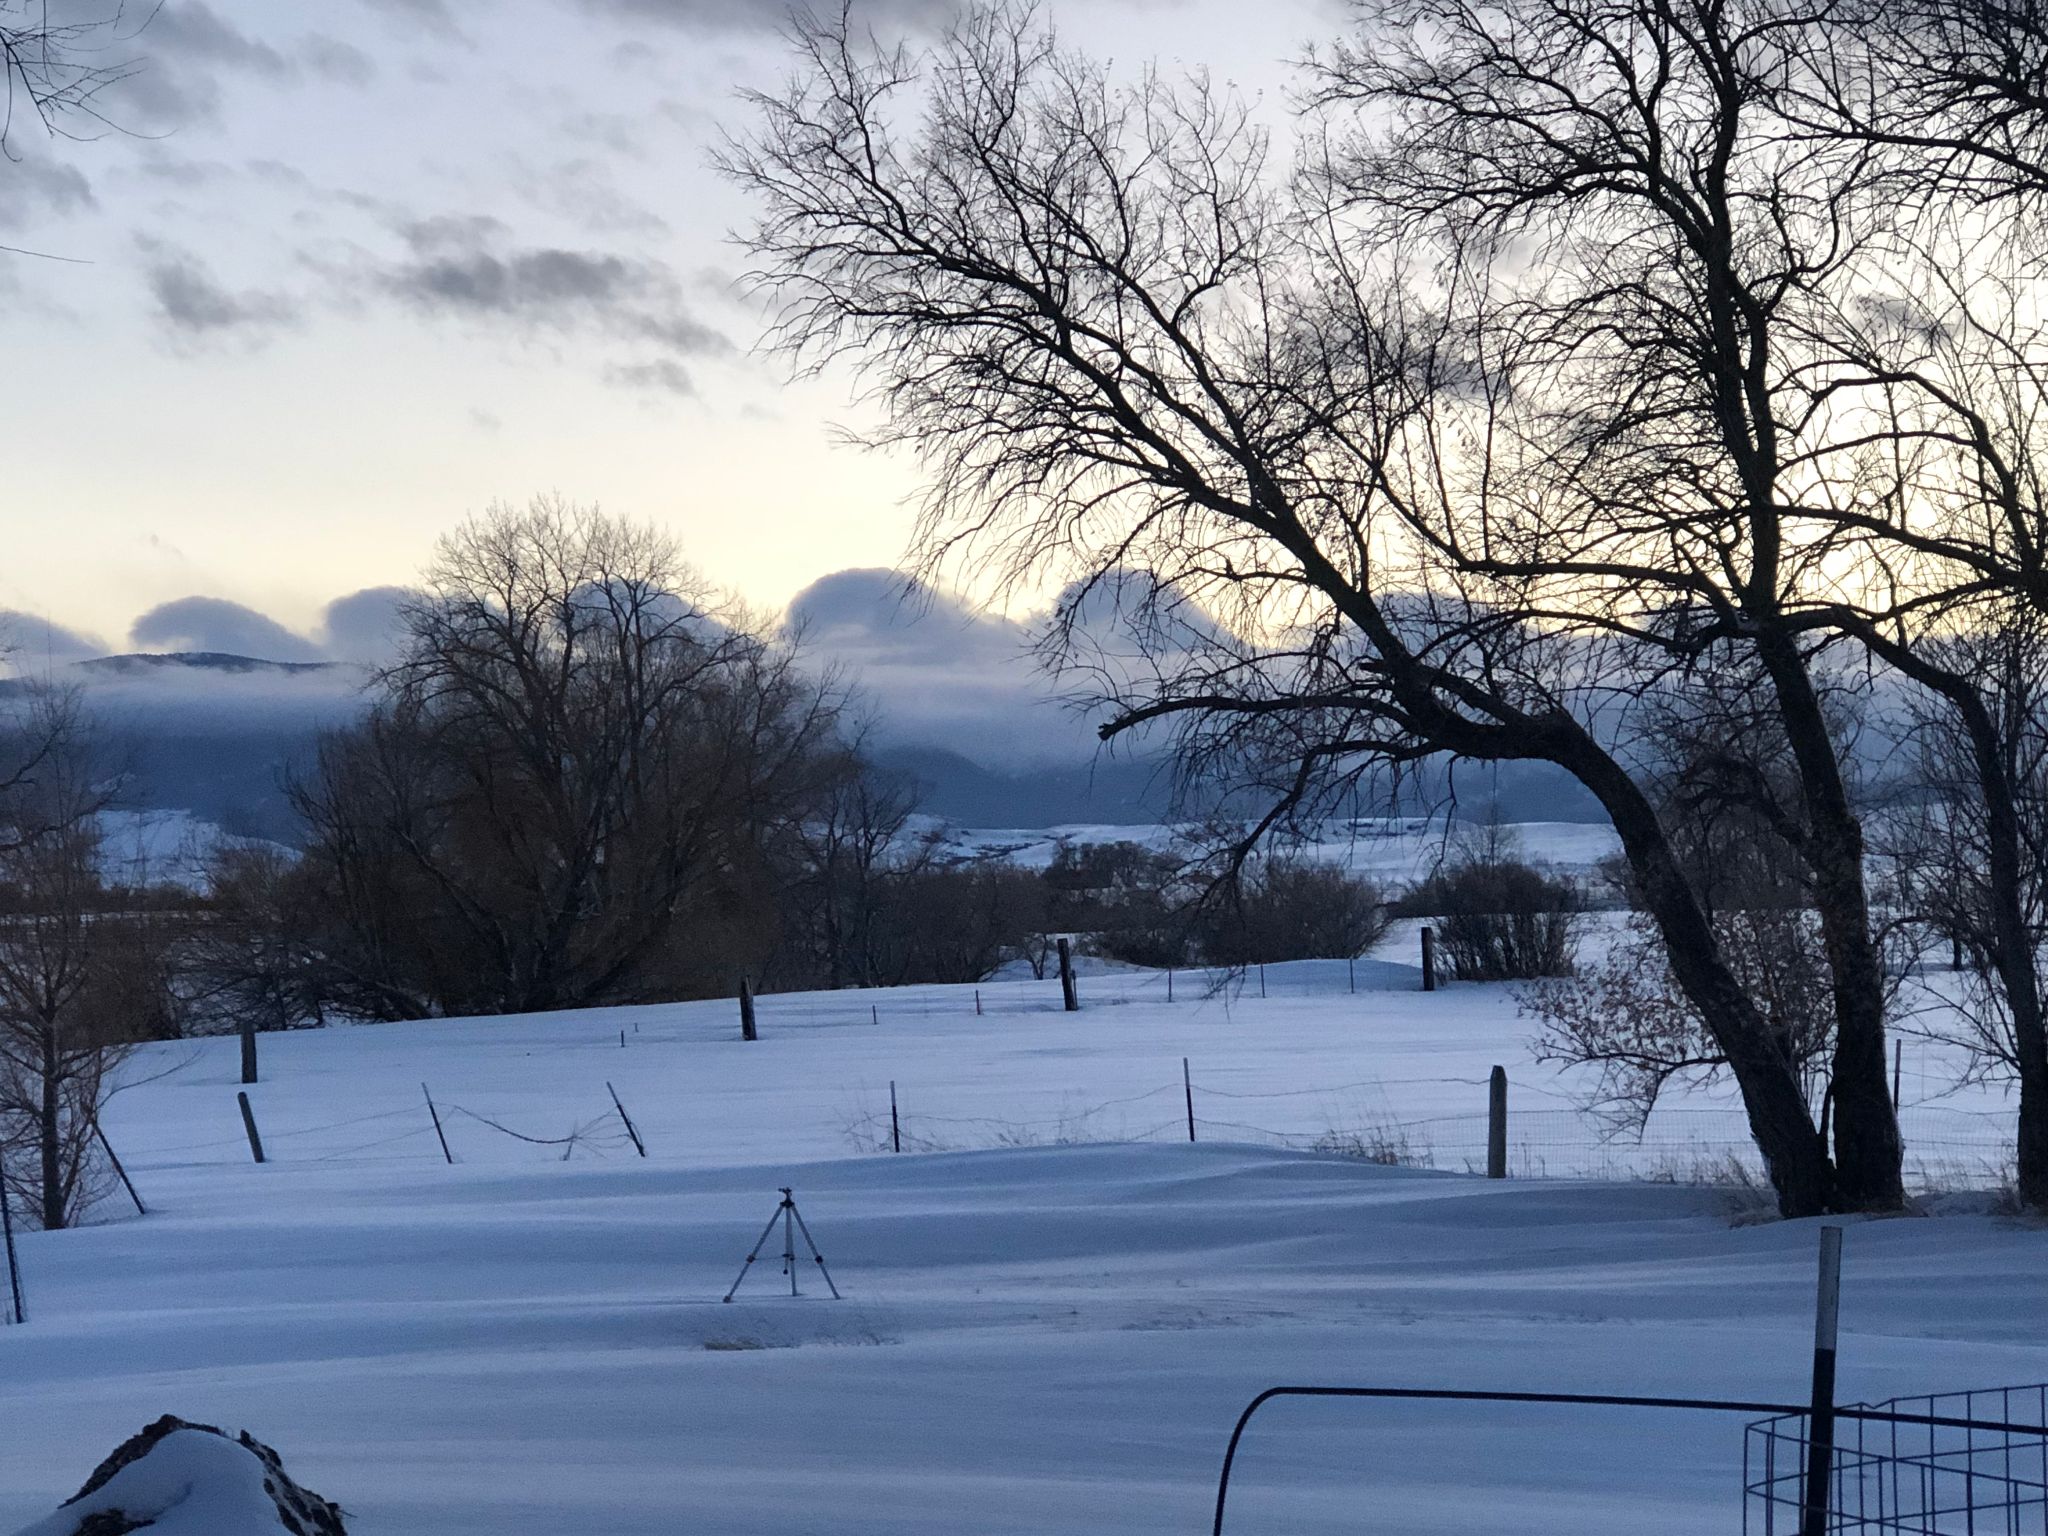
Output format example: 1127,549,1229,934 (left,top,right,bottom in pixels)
1,923,2040,1536
99,927,2022,1197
